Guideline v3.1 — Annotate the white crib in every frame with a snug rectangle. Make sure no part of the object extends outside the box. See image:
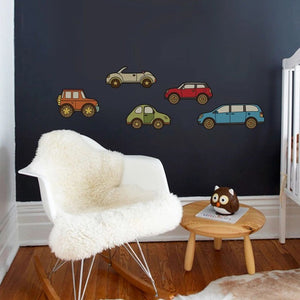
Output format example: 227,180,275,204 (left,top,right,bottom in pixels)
280,48,300,243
